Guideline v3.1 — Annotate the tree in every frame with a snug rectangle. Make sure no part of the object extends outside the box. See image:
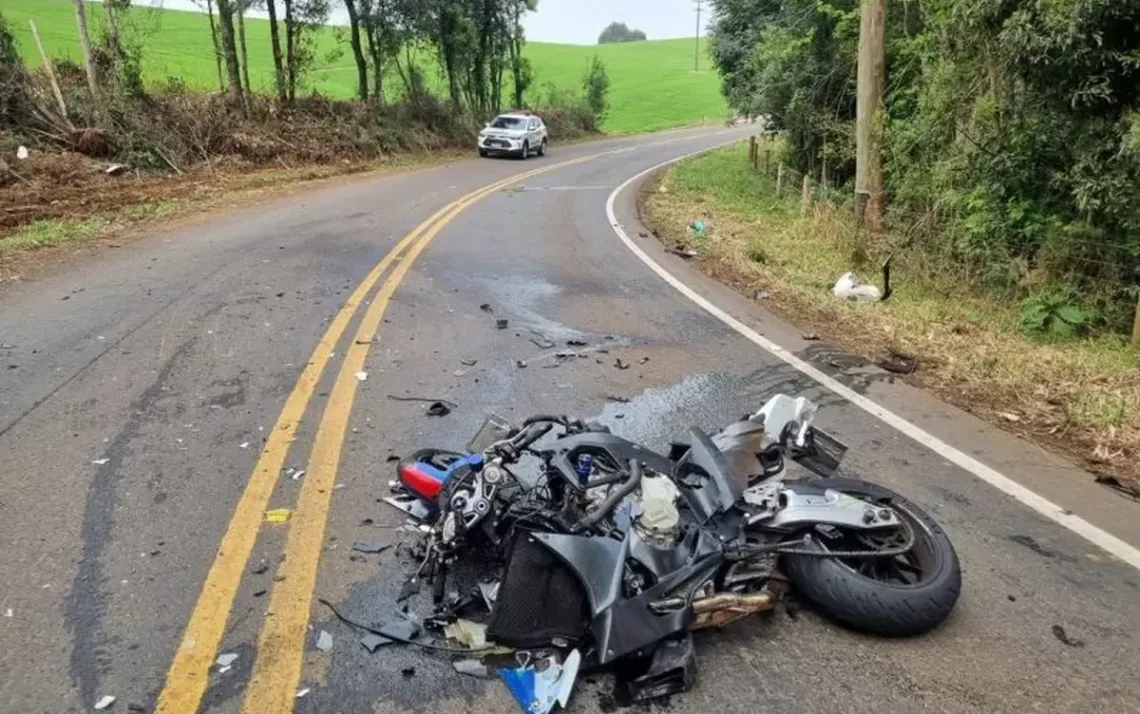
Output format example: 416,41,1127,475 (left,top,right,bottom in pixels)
265,0,287,101
71,0,101,105
214,0,245,104
582,55,610,121
283,0,331,102
342,0,369,100
196,0,226,92
508,0,536,108
598,21,646,44
237,0,253,101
